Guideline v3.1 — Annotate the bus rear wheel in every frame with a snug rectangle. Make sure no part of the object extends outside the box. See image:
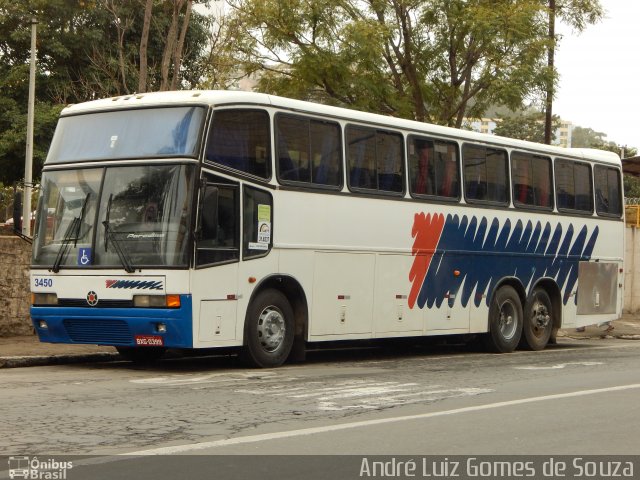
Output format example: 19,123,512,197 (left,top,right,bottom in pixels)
519,288,553,351
483,286,523,353
241,289,294,368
